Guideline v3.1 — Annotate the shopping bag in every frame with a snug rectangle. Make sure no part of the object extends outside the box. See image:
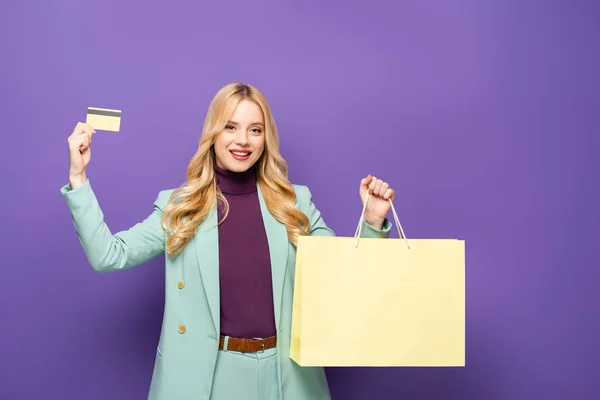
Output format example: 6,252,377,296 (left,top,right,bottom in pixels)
289,192,465,367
